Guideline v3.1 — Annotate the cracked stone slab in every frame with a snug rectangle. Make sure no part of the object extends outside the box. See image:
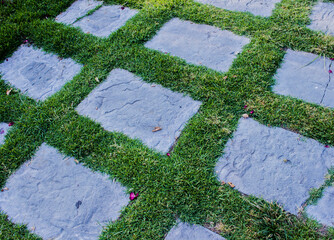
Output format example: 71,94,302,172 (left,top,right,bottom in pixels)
308,2,334,36
55,0,103,24
194,0,282,17
0,45,82,101
273,49,333,108
76,68,201,153
73,5,138,37
165,222,226,240
215,118,334,215
145,18,250,72
0,143,129,240
0,123,10,145
306,187,334,227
